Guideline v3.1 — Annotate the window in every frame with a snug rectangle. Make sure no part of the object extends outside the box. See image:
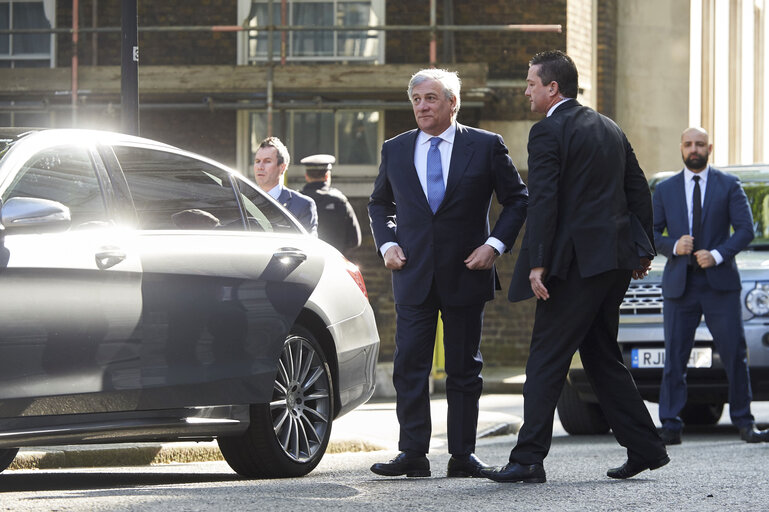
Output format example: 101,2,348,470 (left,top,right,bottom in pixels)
2,145,107,227
0,0,54,68
235,177,302,234
247,109,380,166
114,147,246,231
242,0,383,63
